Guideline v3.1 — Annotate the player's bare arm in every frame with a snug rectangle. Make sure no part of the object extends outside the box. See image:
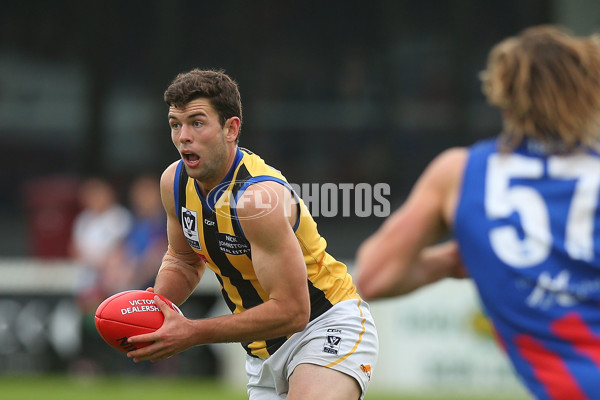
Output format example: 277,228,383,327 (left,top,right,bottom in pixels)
188,181,310,341
356,147,468,300
127,180,309,362
154,162,206,305
235,181,311,336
